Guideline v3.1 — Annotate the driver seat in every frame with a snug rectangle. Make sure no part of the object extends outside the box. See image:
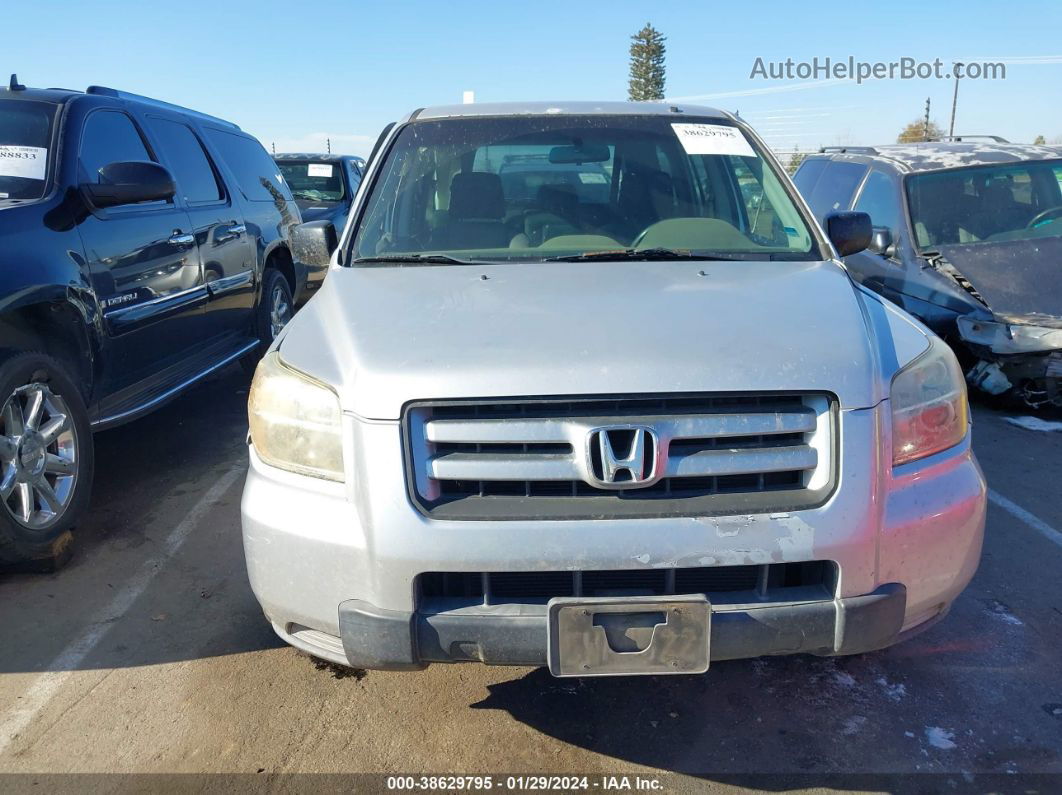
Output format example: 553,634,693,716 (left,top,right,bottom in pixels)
432,173,511,250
